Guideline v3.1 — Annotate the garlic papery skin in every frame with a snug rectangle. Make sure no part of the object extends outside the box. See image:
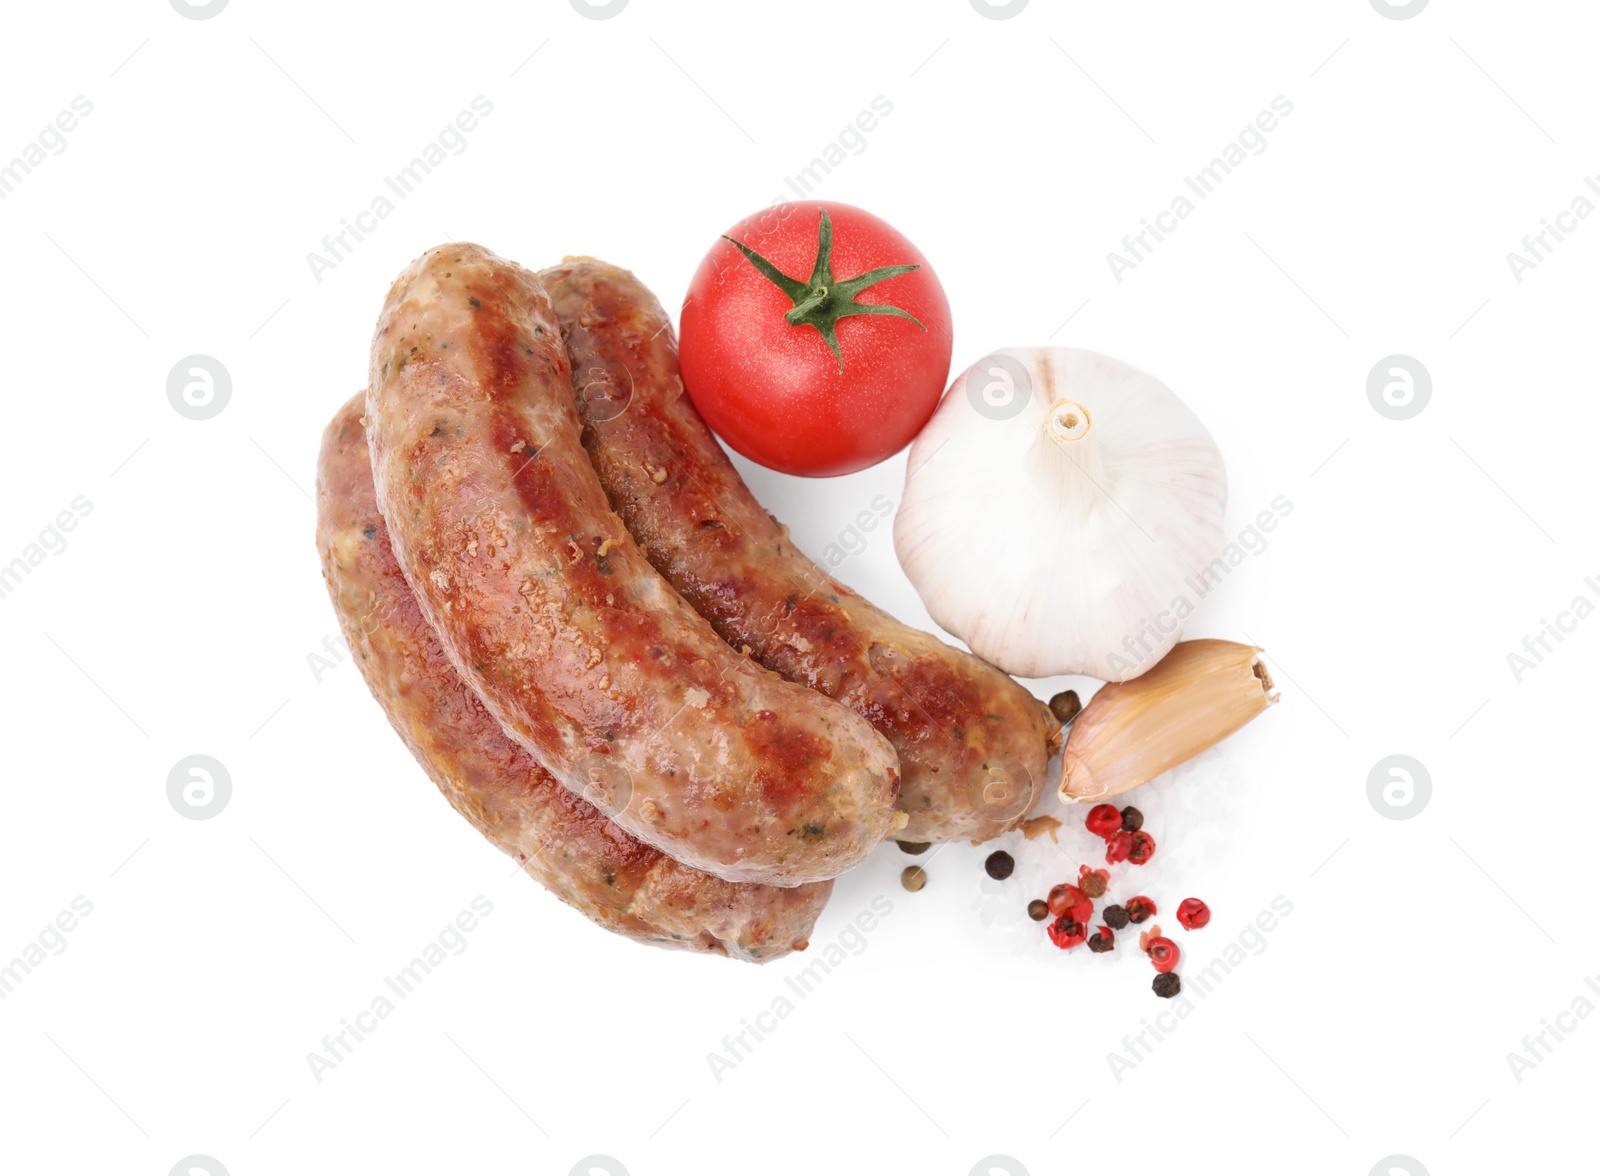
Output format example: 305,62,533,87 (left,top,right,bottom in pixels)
892,348,1227,681
1059,639,1278,802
